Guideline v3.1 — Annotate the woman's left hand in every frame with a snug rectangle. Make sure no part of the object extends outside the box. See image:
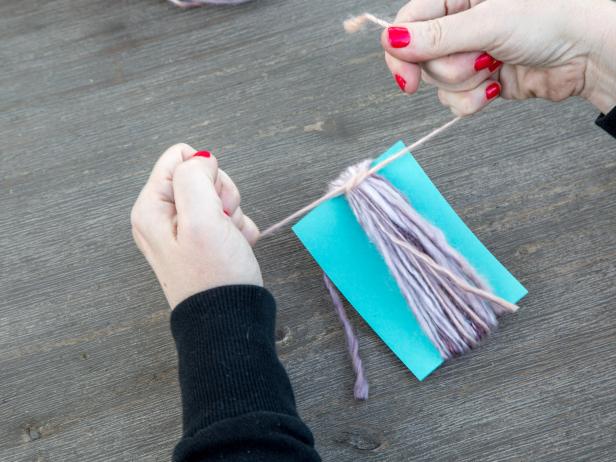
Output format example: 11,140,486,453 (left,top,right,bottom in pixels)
131,144,262,309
